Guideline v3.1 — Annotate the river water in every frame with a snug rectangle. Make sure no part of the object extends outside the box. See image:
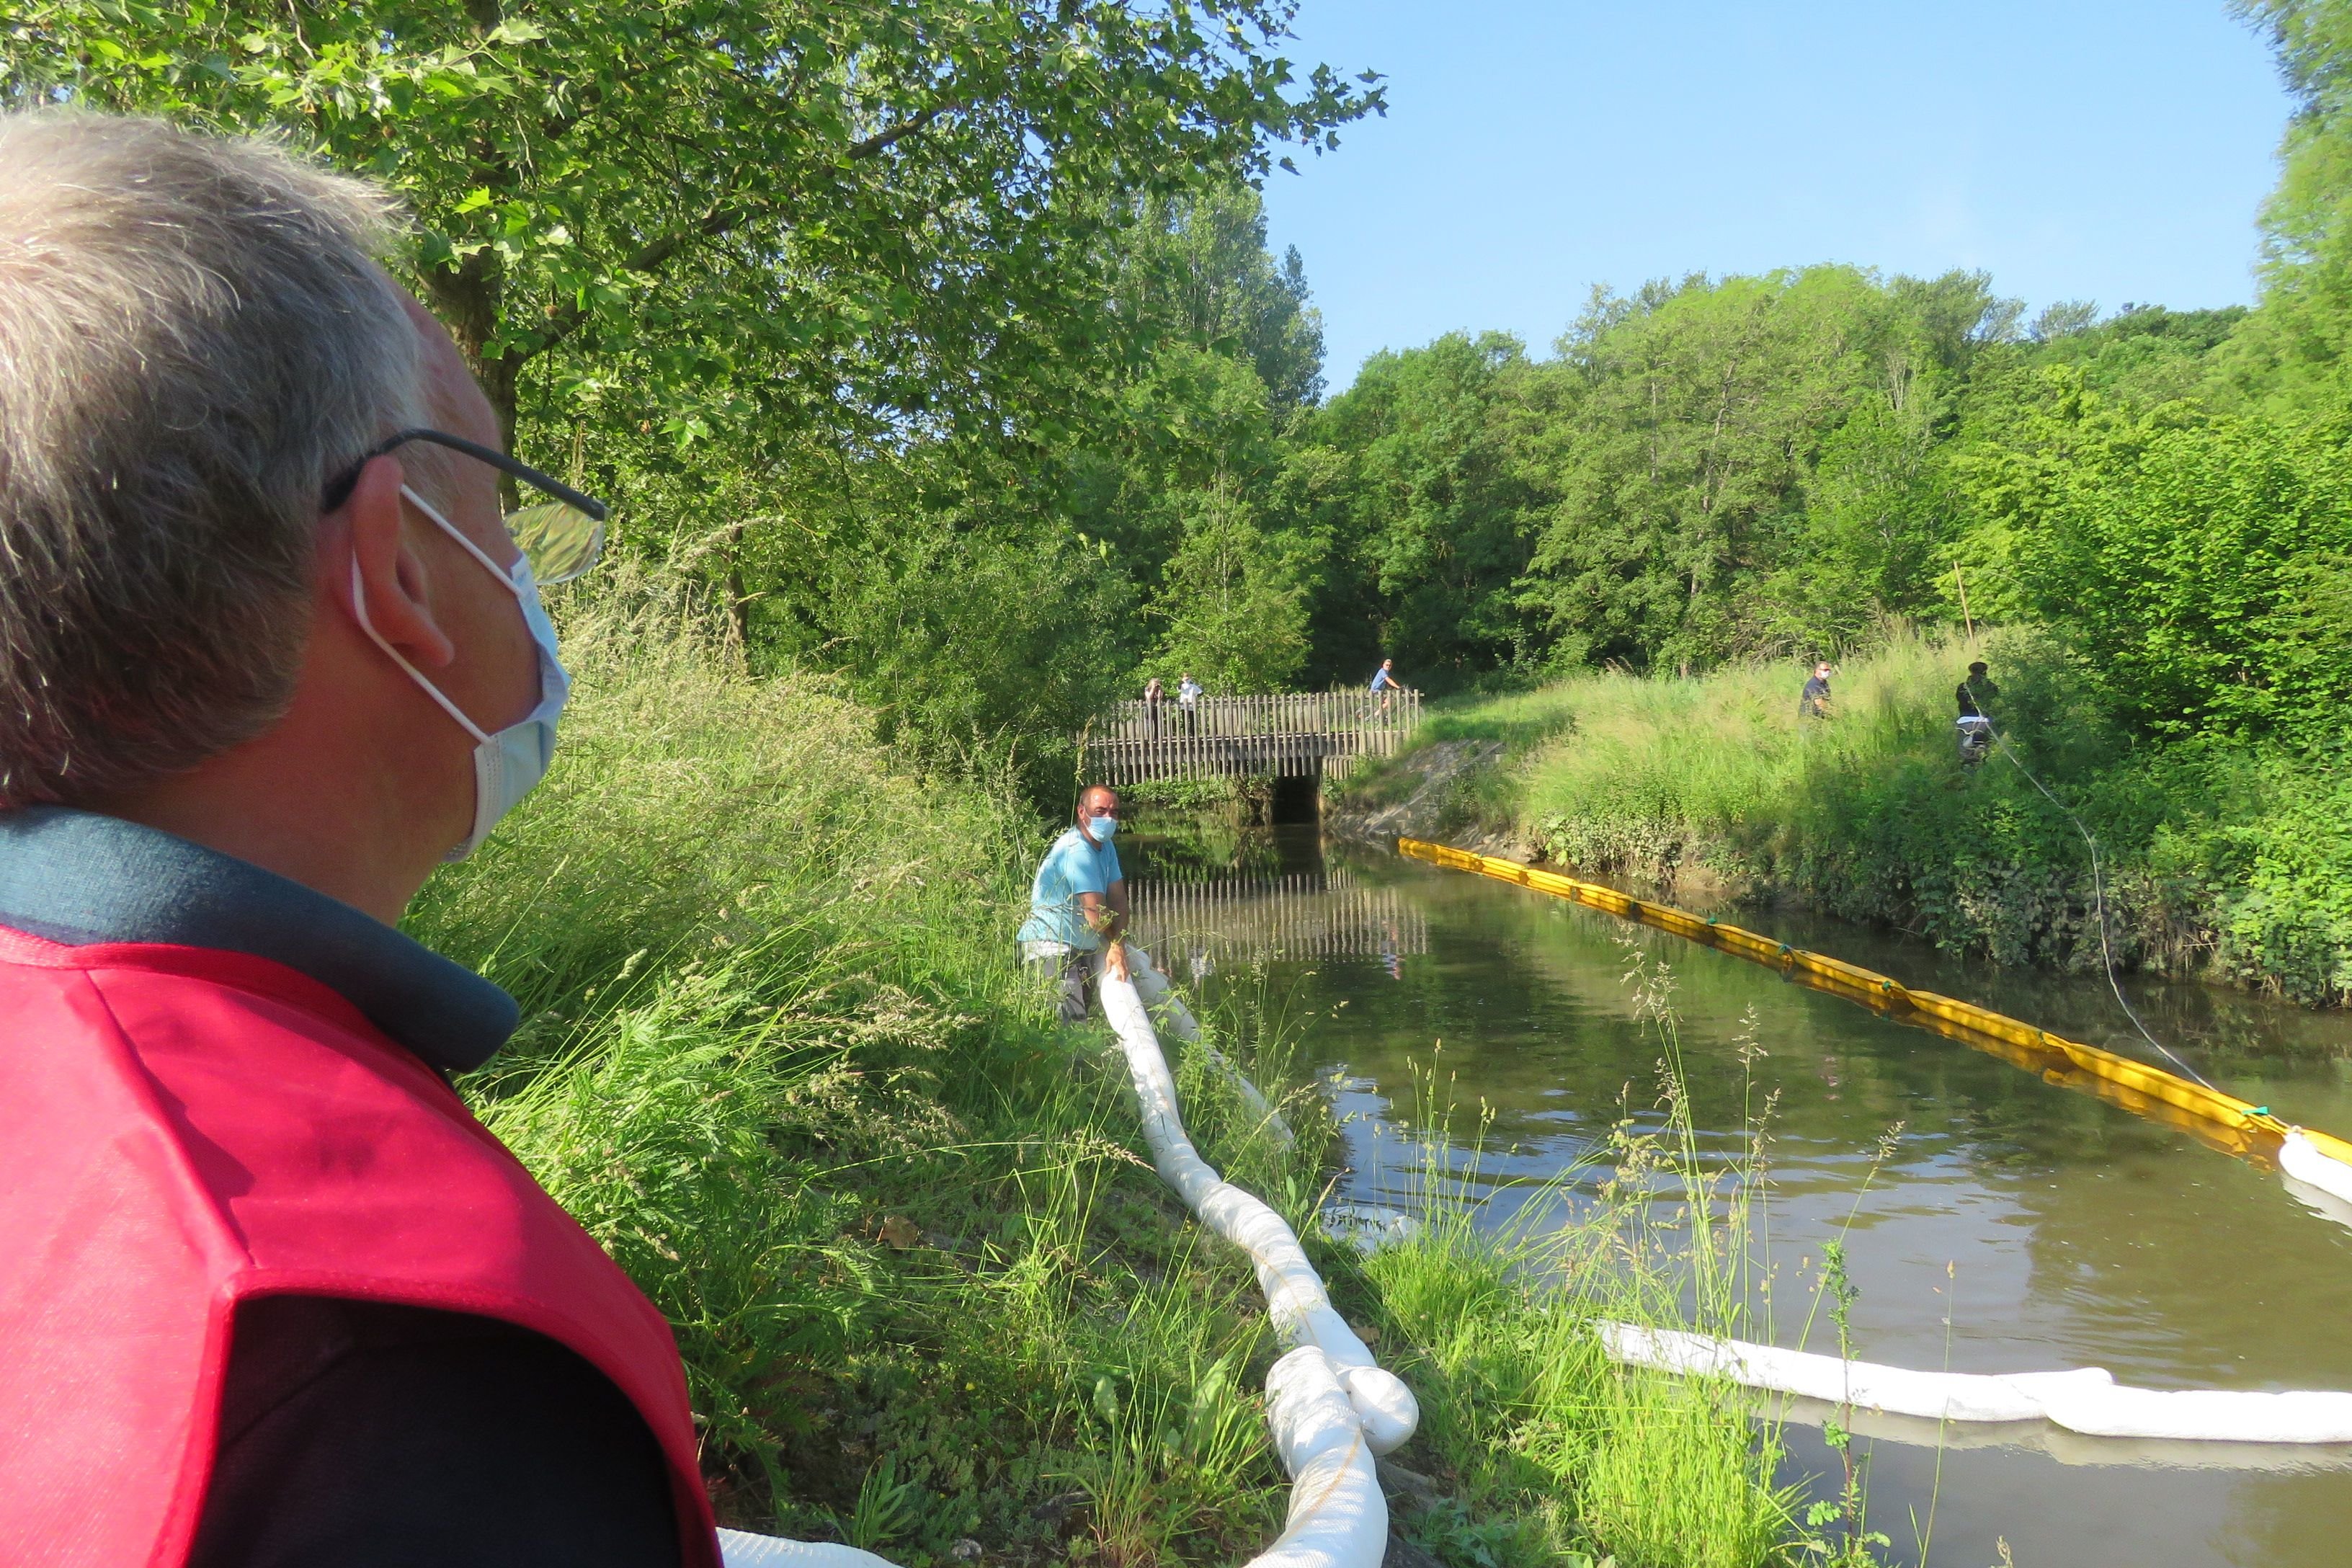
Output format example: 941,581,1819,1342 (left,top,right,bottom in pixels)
1126,821,2352,1568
